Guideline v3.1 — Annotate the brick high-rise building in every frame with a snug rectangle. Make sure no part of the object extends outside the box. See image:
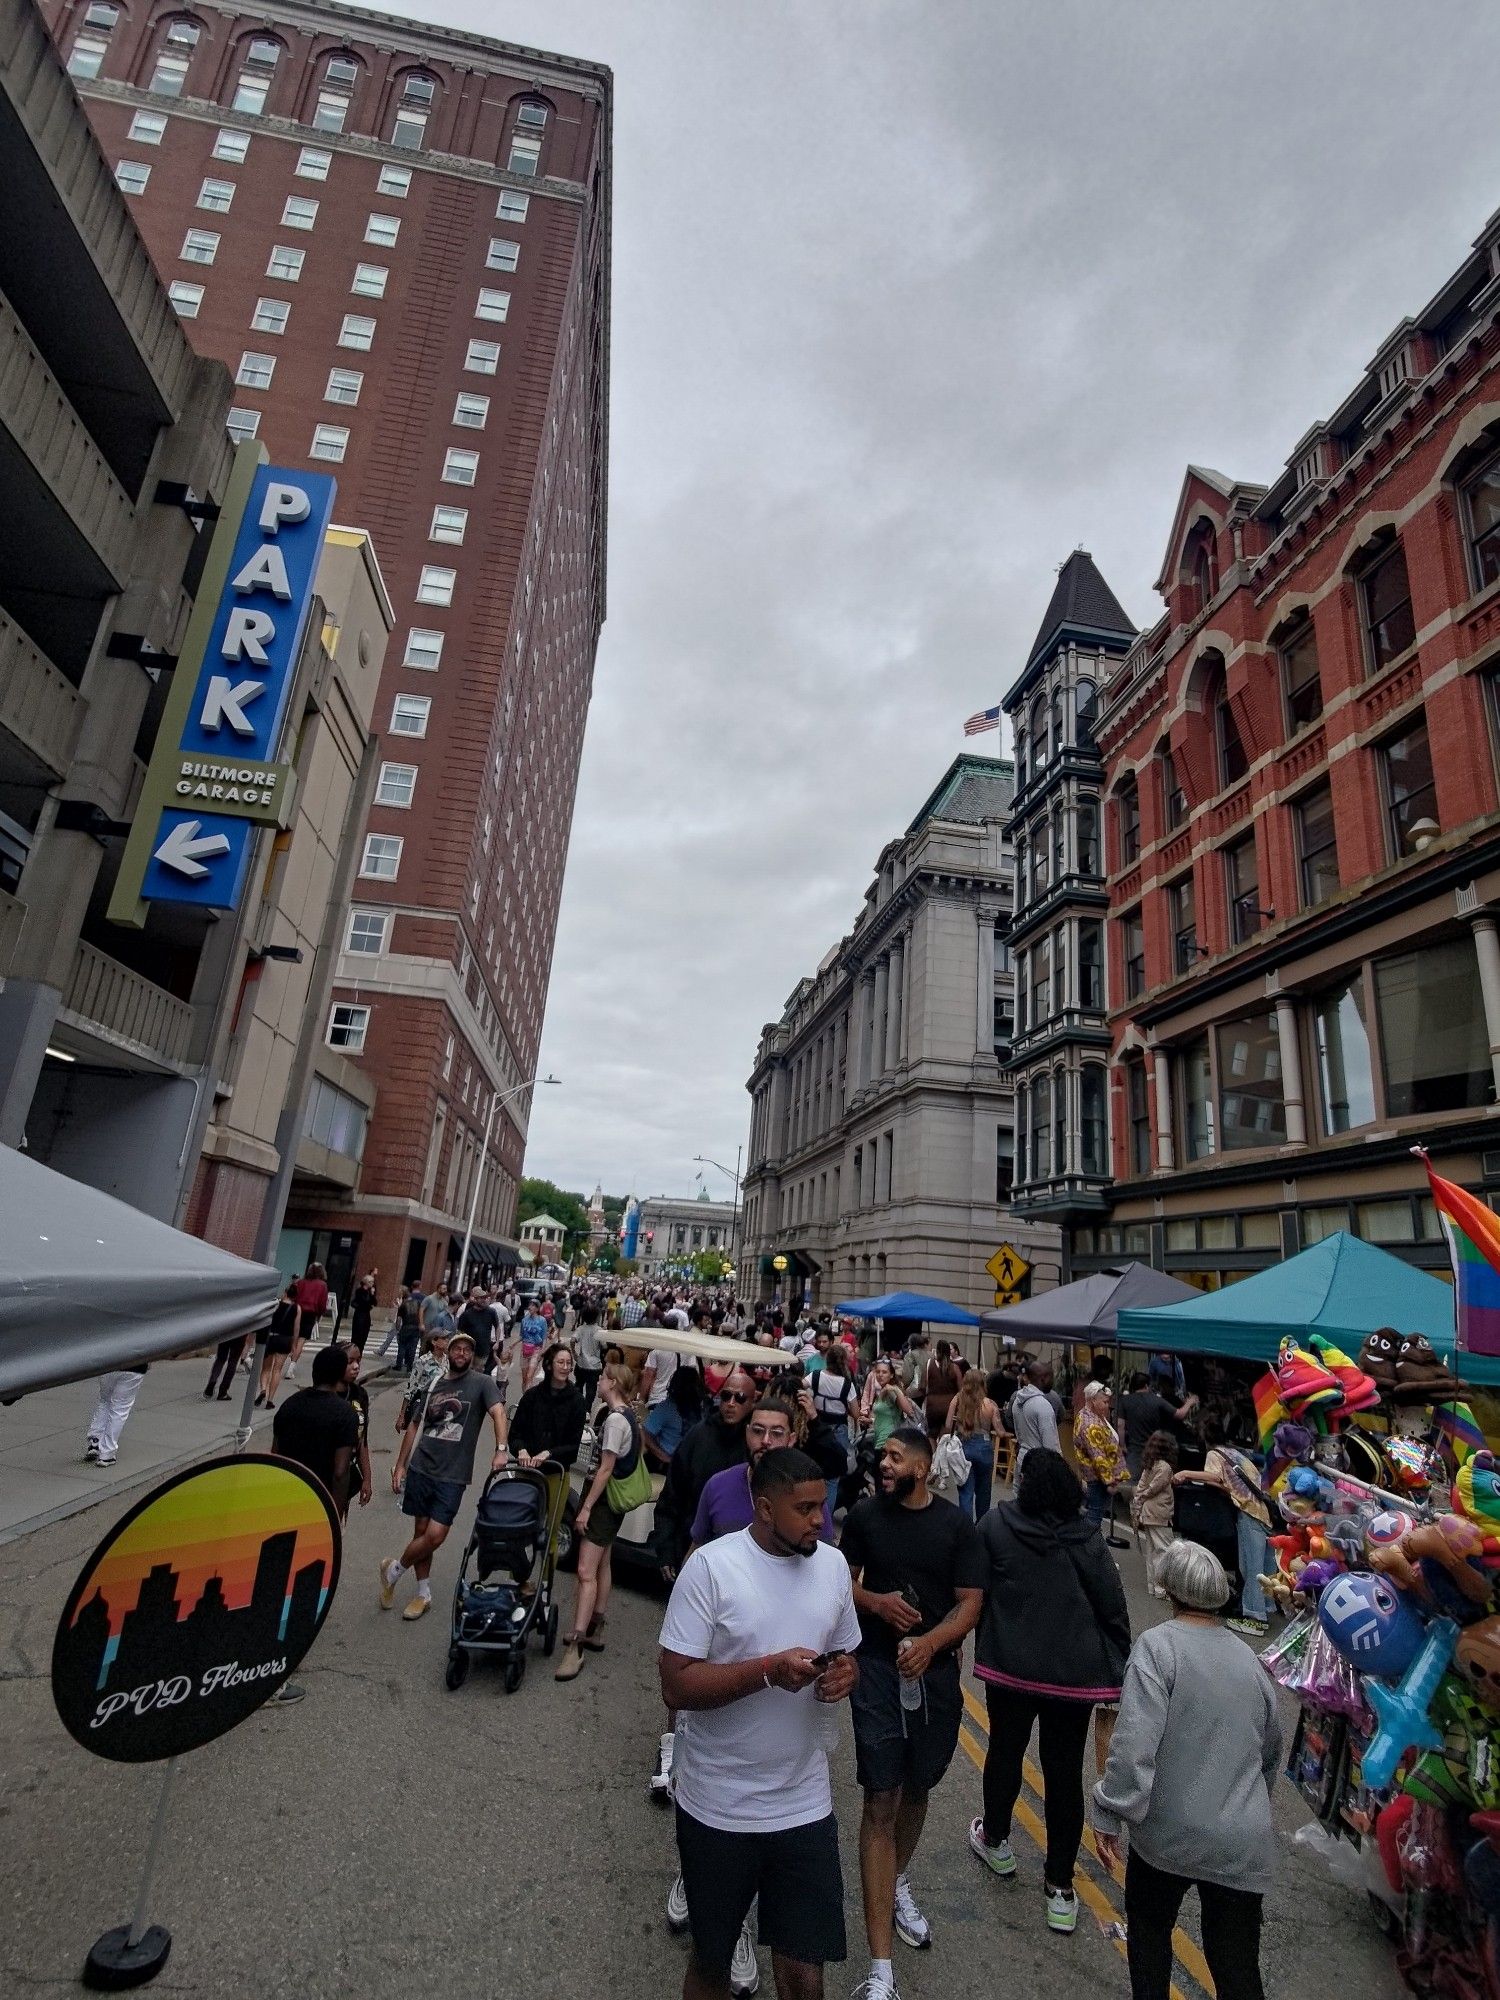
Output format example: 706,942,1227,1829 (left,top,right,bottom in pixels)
43,0,612,1293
